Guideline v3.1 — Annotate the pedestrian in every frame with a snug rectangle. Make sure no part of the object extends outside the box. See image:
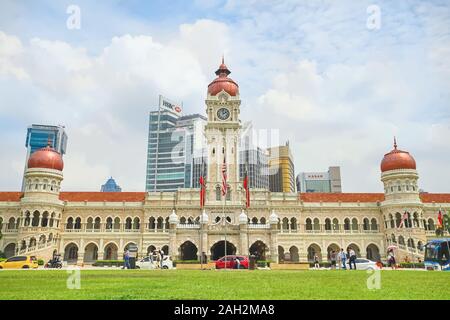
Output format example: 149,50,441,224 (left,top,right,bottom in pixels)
235,257,241,269
387,249,396,270
159,248,164,269
330,250,337,270
122,250,130,269
339,248,347,270
314,254,320,269
349,248,357,270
